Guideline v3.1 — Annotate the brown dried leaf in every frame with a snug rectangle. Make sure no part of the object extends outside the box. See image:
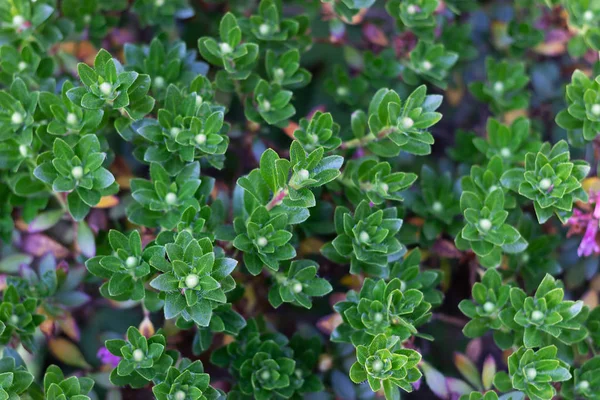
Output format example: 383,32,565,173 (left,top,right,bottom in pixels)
48,337,91,369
